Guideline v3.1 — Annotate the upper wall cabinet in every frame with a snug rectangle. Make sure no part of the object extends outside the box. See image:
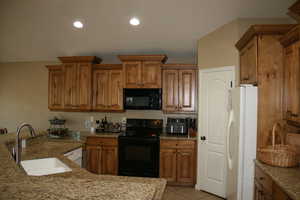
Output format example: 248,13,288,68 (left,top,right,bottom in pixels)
162,64,198,113
92,64,124,112
236,24,295,148
239,36,258,84
59,56,101,111
118,55,168,88
46,56,101,111
280,25,300,125
47,65,64,110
